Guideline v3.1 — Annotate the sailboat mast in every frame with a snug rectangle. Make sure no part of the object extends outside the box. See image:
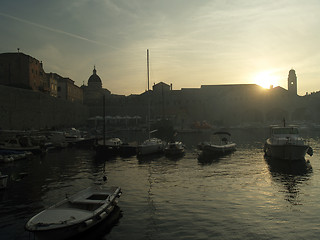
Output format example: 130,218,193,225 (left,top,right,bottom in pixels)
147,49,150,91
103,94,106,145
147,49,151,139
